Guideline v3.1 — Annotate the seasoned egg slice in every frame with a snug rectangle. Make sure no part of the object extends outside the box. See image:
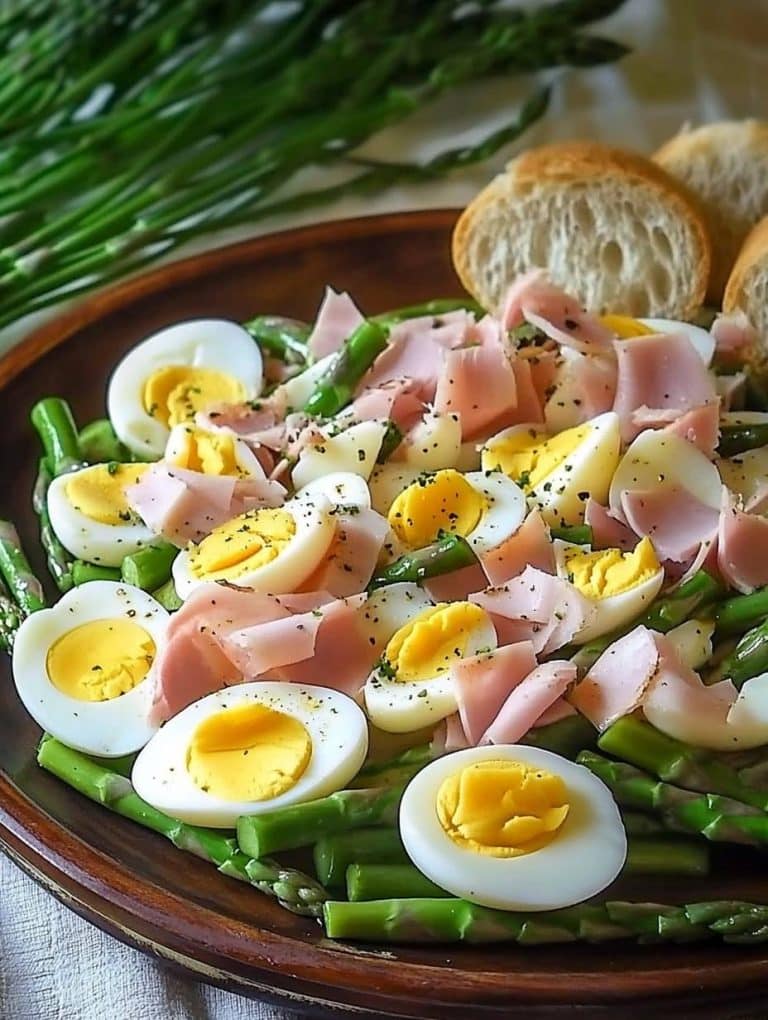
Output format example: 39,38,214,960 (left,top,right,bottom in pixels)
164,423,266,478
399,745,626,911
131,681,368,827
12,581,168,756
291,420,389,489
